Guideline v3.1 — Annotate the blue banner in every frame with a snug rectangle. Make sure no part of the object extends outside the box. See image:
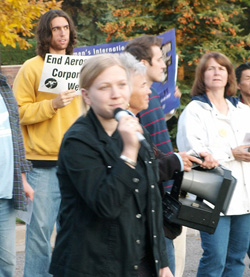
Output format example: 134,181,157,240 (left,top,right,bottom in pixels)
74,28,179,114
